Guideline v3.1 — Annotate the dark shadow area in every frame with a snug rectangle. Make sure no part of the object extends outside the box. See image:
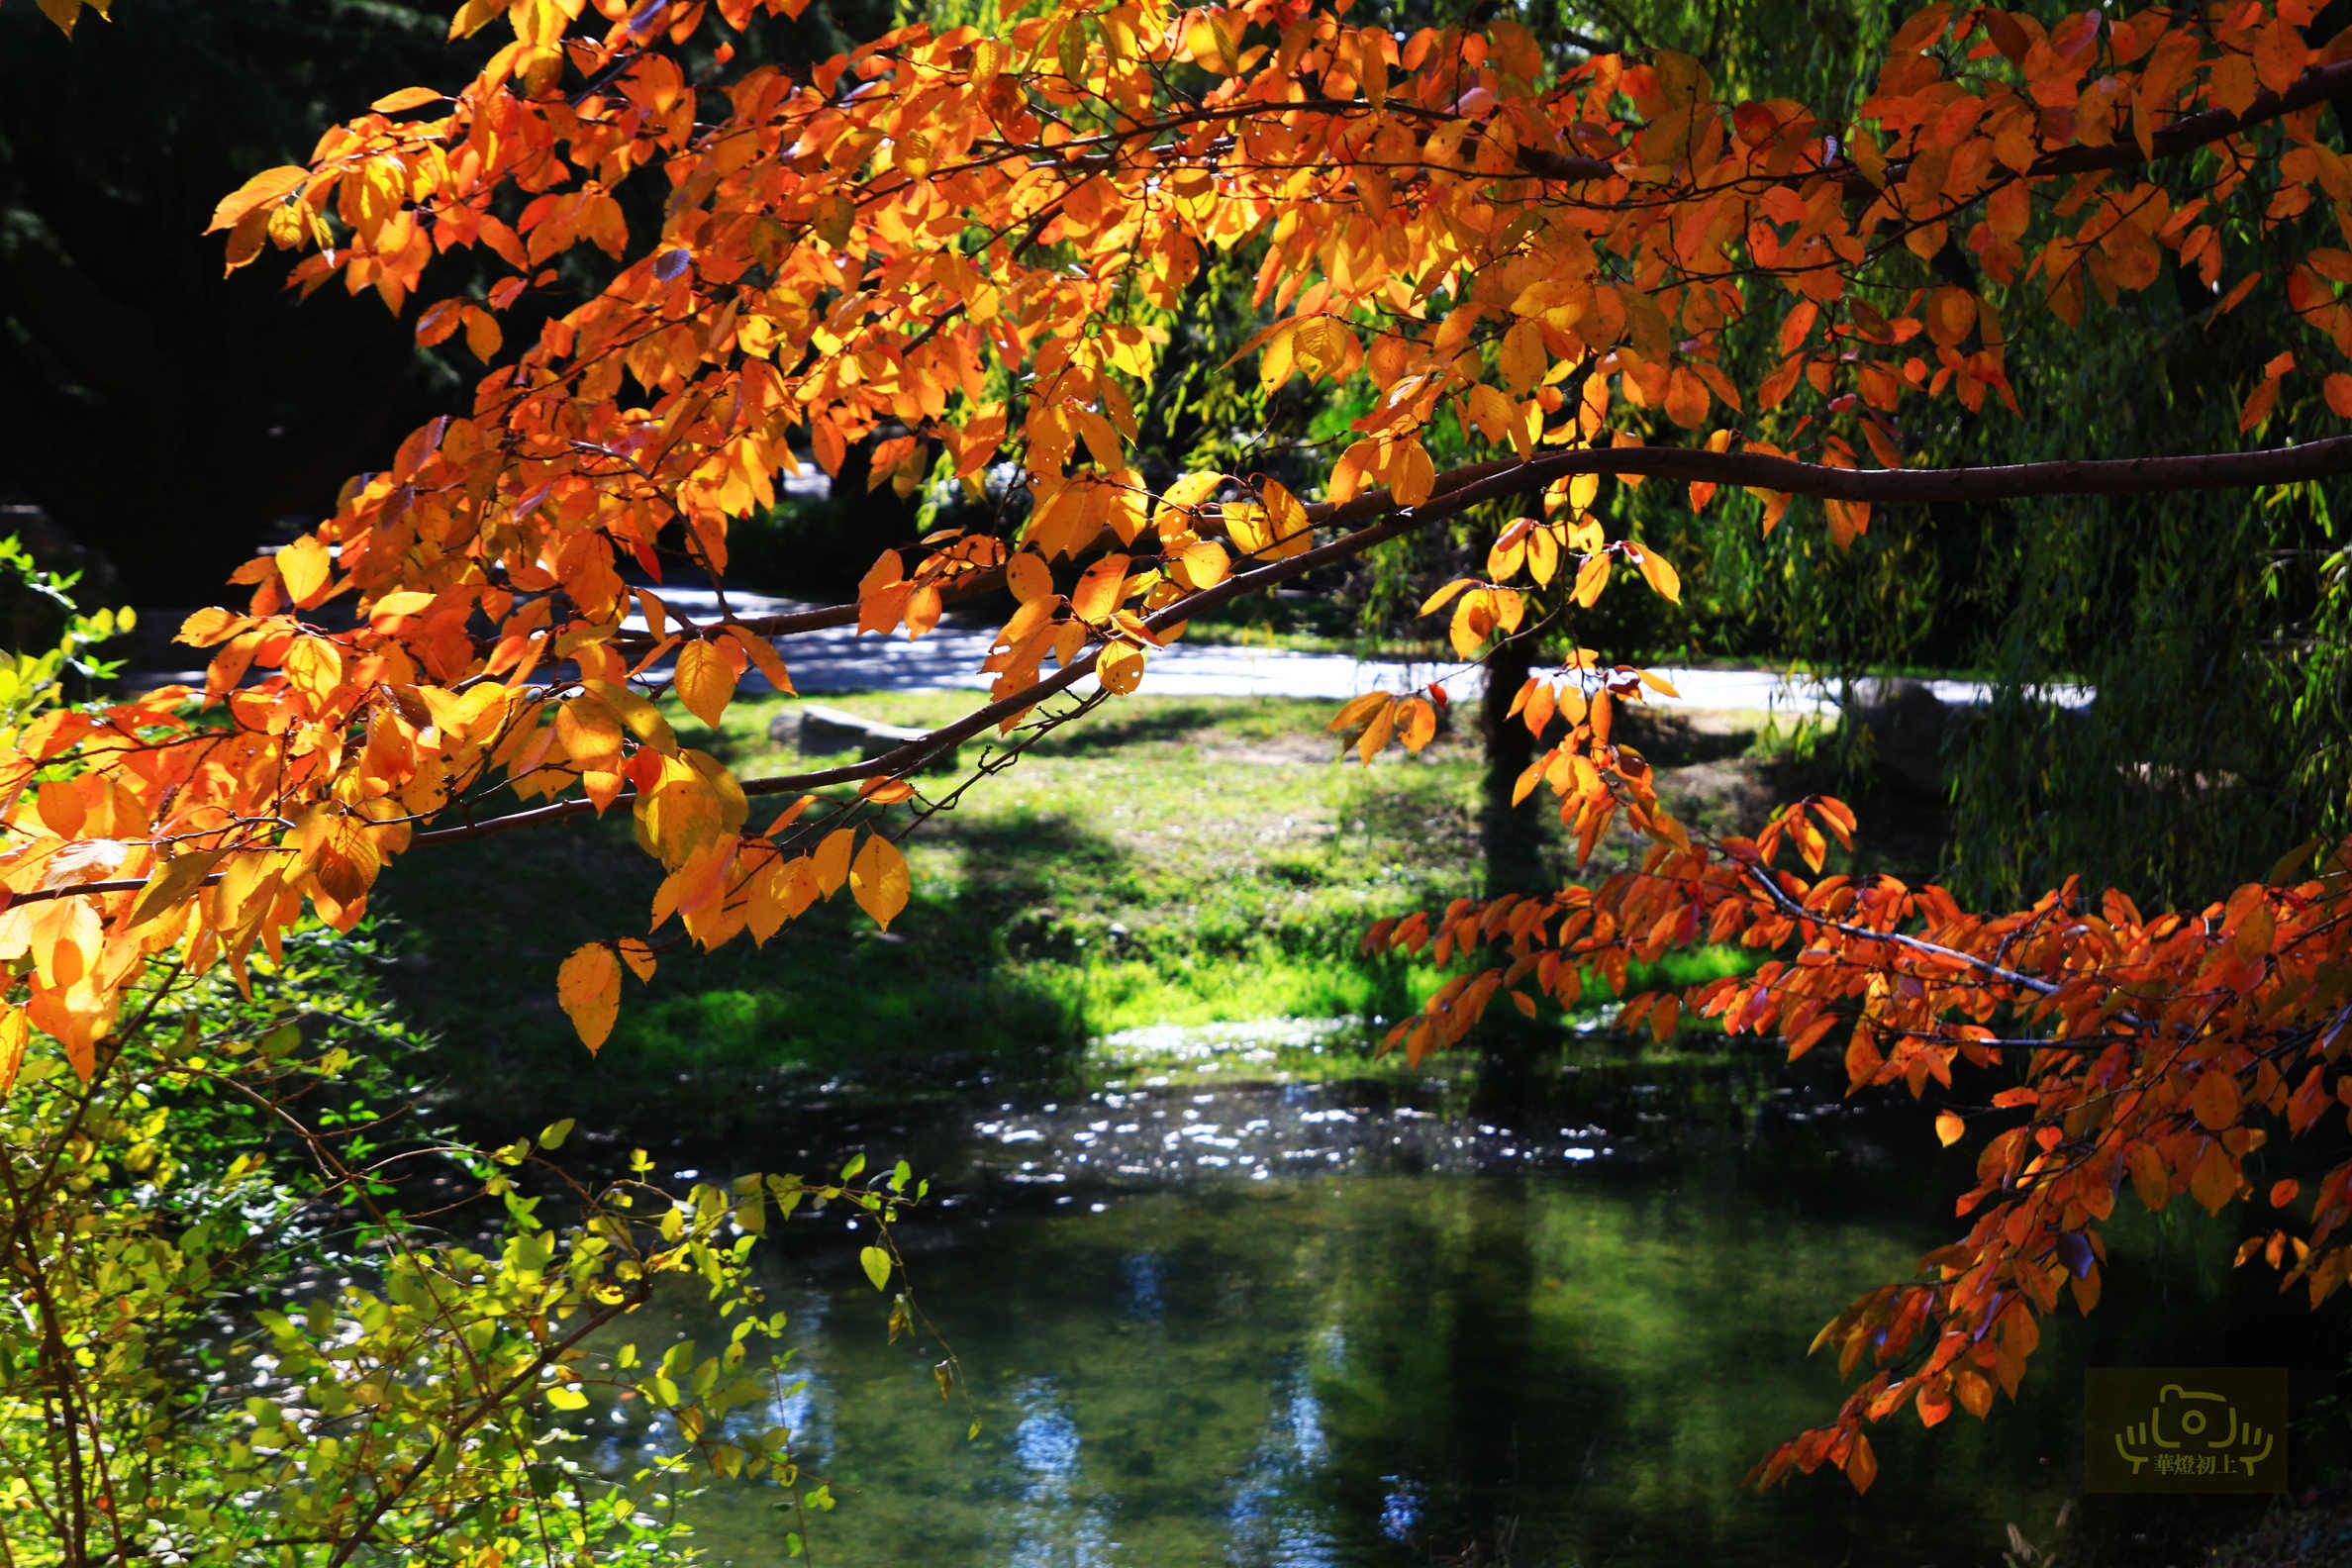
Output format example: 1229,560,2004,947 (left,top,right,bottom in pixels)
1613,706,1762,767
373,807,1143,1145
1019,699,1321,759
0,2,492,601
